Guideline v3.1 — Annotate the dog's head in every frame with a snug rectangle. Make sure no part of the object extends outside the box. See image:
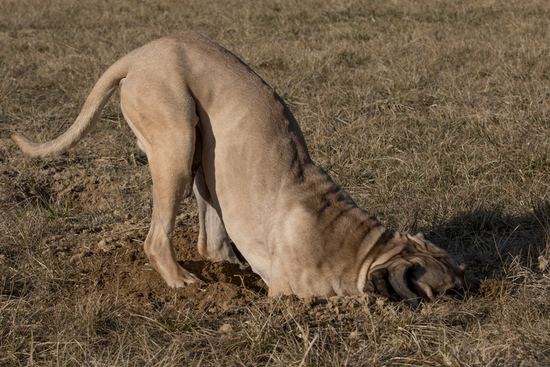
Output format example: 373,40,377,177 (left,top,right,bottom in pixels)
364,232,467,306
